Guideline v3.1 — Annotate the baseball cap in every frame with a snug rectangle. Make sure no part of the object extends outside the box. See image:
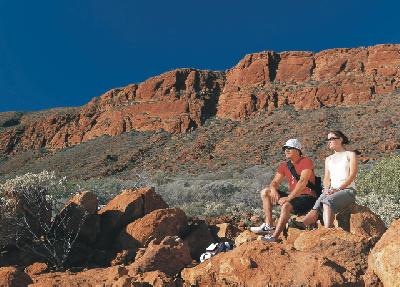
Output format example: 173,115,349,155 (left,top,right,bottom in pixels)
282,139,302,151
